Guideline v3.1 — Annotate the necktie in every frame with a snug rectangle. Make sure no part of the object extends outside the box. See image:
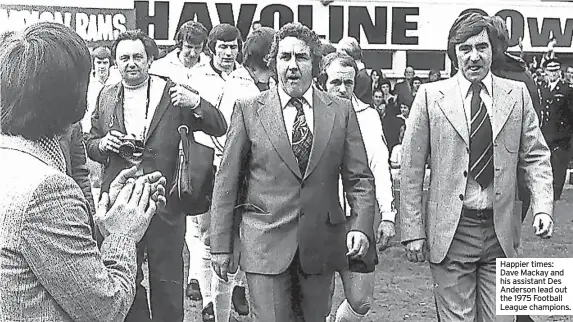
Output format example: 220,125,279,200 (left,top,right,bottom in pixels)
290,98,313,176
469,82,494,189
